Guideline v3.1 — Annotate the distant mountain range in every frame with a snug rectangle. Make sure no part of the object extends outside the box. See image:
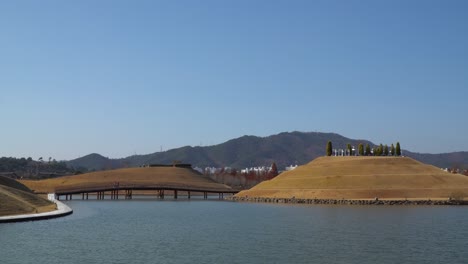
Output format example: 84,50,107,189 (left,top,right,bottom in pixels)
67,131,468,171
